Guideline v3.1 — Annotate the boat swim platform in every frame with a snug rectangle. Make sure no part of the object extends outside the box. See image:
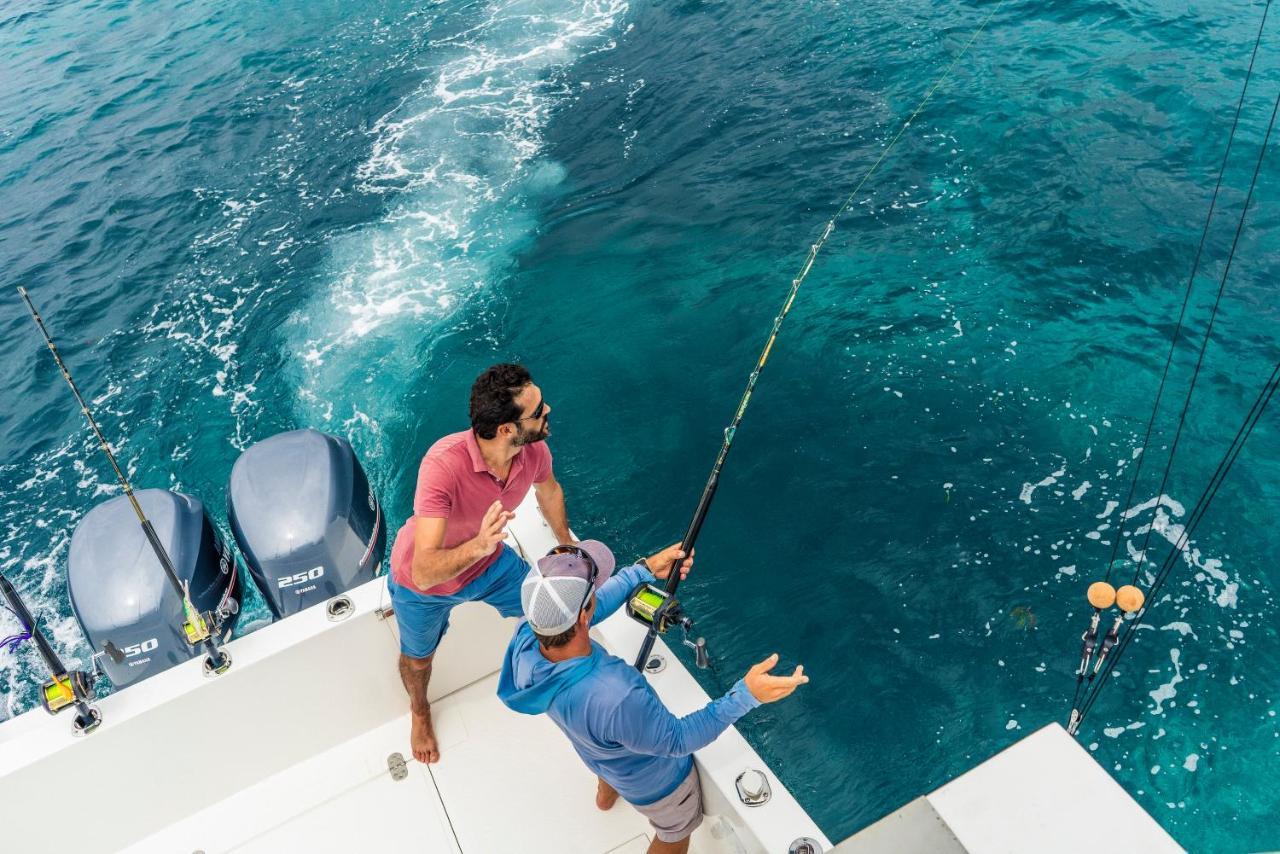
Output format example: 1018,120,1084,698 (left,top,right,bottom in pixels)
0,492,1182,853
